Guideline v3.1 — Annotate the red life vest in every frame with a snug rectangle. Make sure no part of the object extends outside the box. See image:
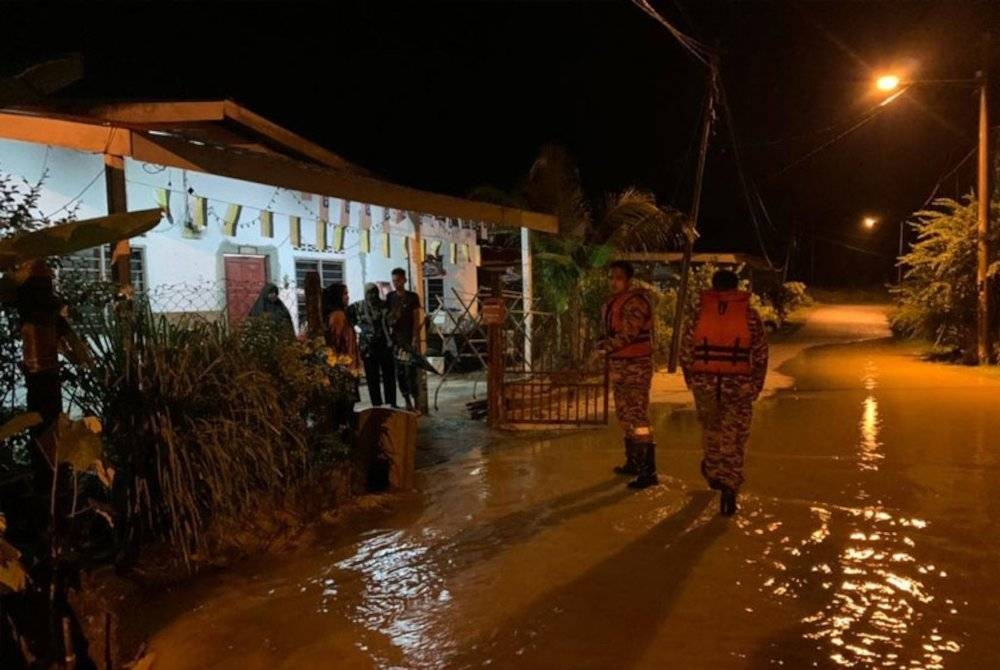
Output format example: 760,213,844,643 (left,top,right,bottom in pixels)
688,290,753,375
603,289,653,359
